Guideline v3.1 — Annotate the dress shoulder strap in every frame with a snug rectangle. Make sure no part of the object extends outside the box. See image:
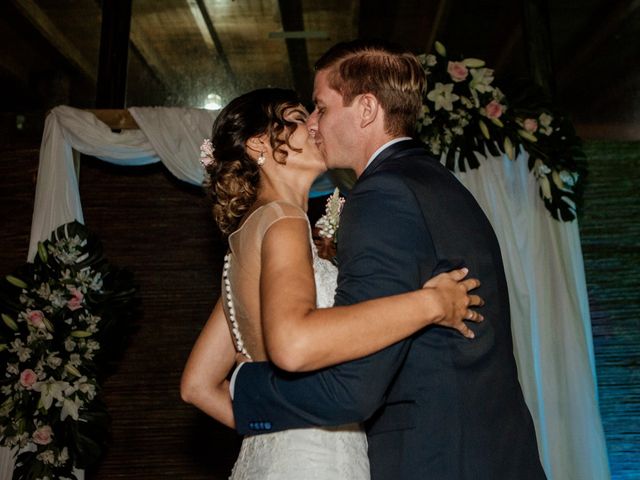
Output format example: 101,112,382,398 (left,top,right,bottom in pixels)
252,200,308,241
228,200,308,256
